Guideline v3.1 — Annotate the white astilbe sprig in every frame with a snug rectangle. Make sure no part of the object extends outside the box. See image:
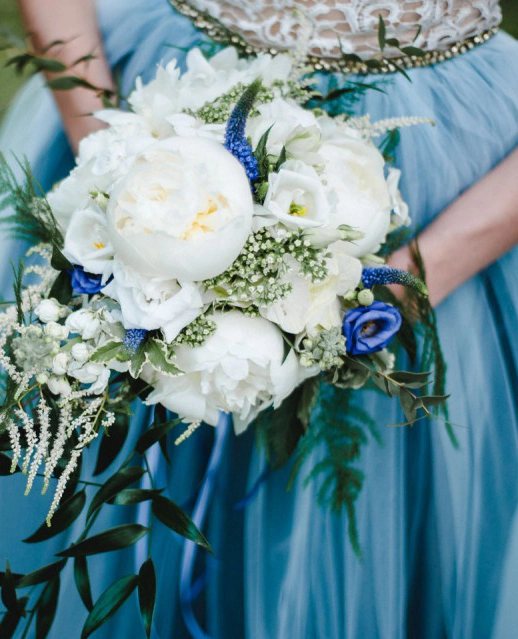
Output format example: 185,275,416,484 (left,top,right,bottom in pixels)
25,396,52,495
346,114,435,138
6,419,21,473
16,407,37,475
